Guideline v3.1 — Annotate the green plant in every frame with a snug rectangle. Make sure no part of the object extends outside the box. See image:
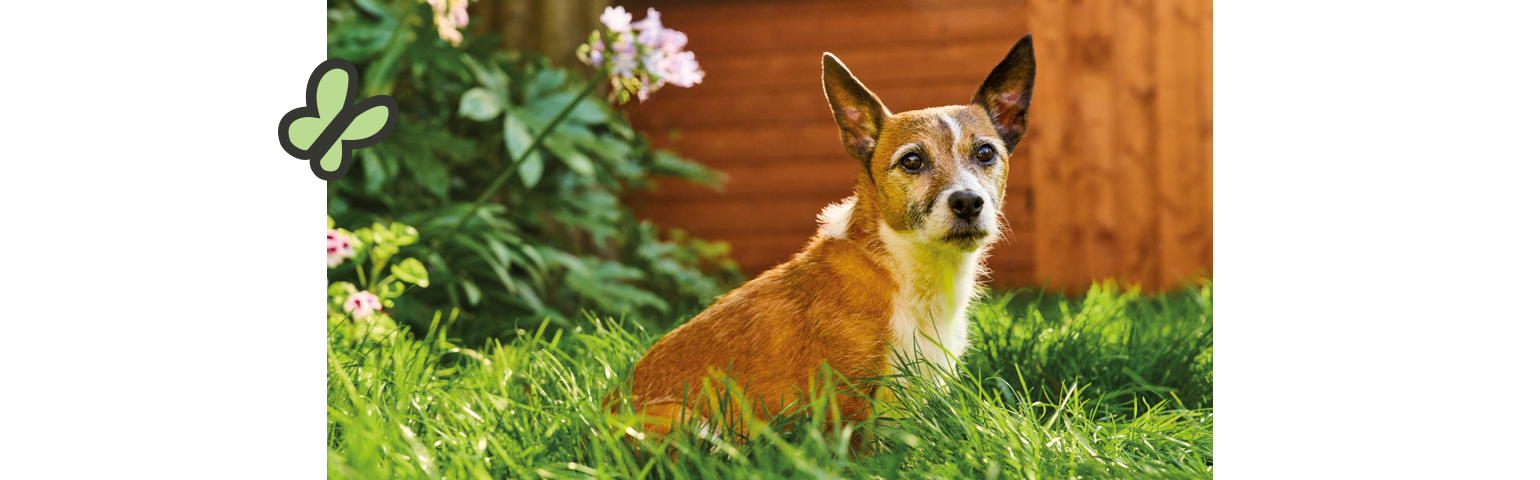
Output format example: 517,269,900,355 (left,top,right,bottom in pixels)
326,215,432,345
325,0,740,343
